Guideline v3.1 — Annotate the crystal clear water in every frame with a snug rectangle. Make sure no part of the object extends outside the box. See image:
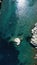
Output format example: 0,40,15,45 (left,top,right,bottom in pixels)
0,0,37,65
